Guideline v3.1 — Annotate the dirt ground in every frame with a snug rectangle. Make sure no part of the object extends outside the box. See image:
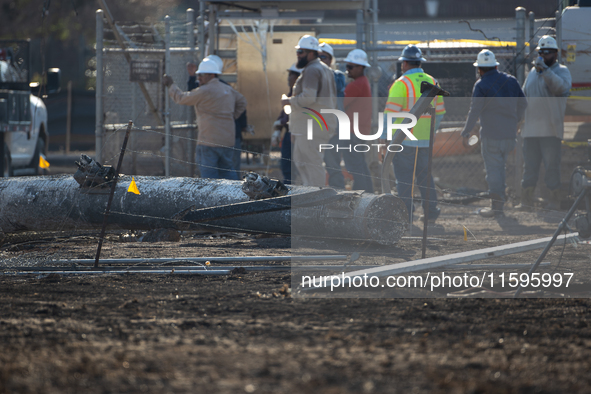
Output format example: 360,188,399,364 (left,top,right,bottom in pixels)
2,199,591,393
